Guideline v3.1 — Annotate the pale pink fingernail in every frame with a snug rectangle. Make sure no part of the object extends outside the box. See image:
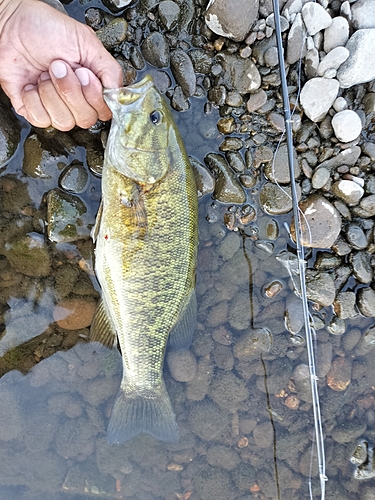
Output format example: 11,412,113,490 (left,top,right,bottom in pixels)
40,72,51,82
75,68,90,86
24,84,35,91
51,60,67,79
